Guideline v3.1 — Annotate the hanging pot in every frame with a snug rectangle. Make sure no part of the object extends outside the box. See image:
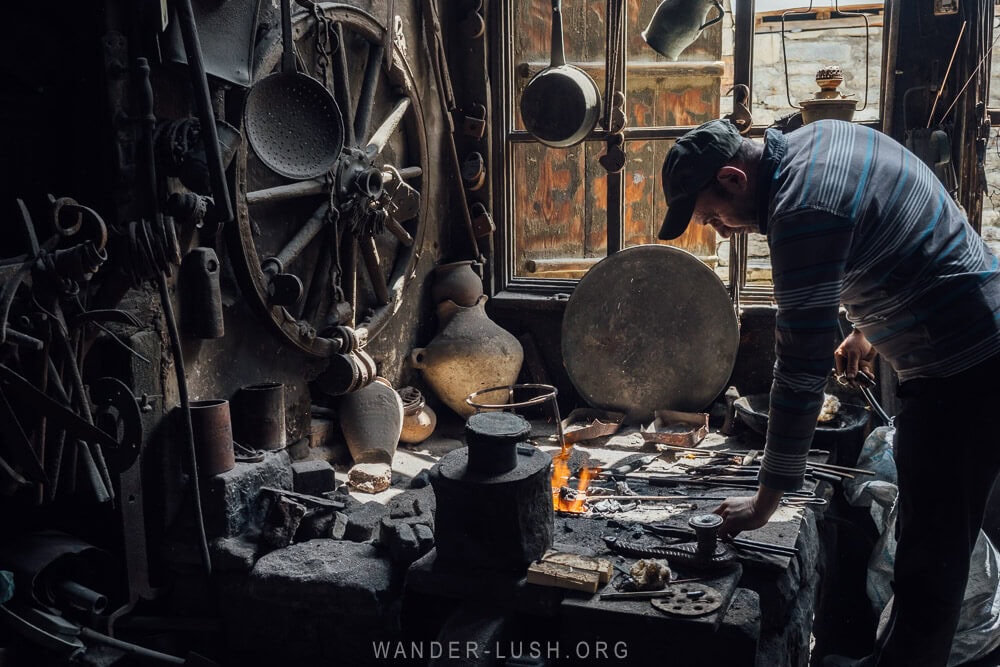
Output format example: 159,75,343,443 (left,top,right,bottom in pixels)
519,0,601,148
642,0,725,62
243,0,344,180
